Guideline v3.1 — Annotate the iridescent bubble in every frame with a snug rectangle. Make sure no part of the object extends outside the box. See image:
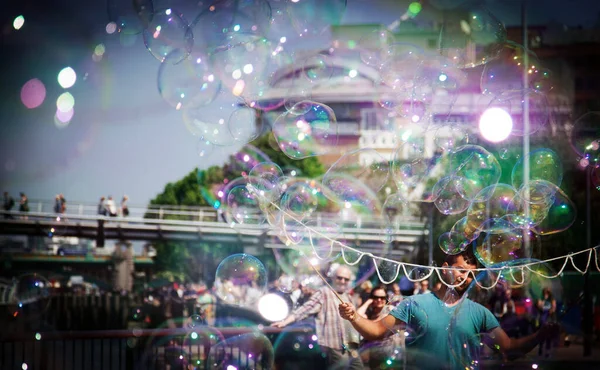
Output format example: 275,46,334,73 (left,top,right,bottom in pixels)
208,332,274,369
433,124,469,153
481,41,541,97
381,193,411,242
249,162,283,200
142,8,192,63
437,3,506,68
512,148,563,190
283,78,314,113
499,148,509,160
227,106,261,144
225,179,265,225
214,254,268,306
449,145,501,201
182,89,245,145
210,34,272,97
20,78,46,109
280,179,320,220
190,0,272,51
321,172,382,214
486,90,550,136
466,183,518,232
272,101,338,159
531,184,576,236
450,216,480,242
15,274,51,305
324,148,390,194
474,229,525,267
438,231,470,255
358,28,396,67
433,176,470,215
273,323,323,366
570,112,600,159
157,49,221,110
107,0,153,35
301,53,333,83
